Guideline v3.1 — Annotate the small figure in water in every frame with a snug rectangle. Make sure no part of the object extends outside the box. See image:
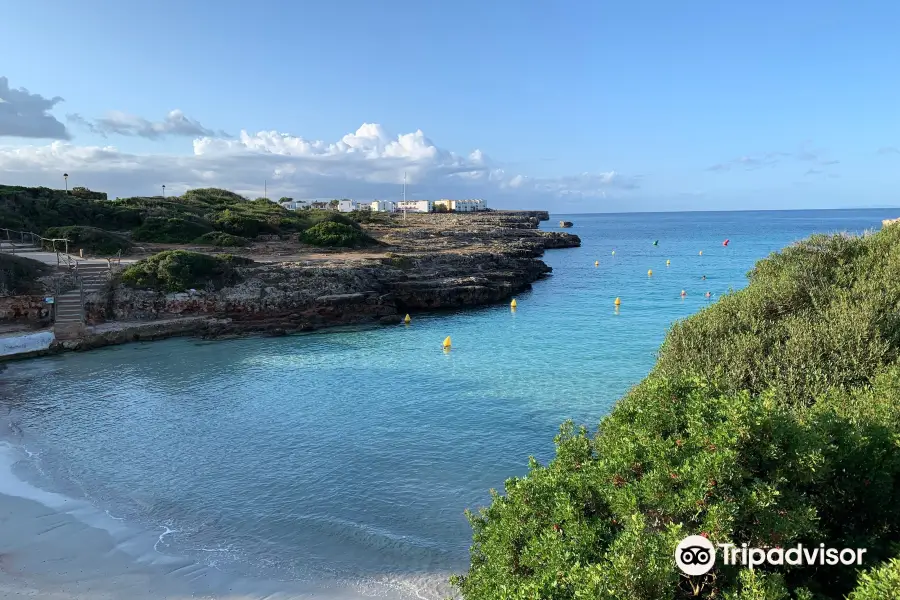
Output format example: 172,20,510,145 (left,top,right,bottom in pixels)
705,291,712,298
701,275,706,280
